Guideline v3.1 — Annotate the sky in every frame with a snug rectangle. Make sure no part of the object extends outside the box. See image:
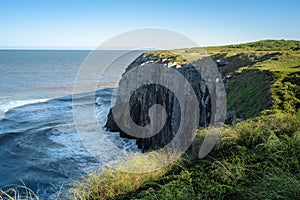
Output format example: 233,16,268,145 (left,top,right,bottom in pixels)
0,0,299,49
